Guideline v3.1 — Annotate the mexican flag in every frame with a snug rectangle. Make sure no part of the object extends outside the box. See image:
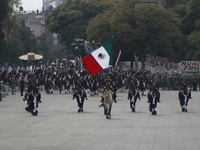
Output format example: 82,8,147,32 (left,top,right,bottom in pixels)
82,39,112,75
